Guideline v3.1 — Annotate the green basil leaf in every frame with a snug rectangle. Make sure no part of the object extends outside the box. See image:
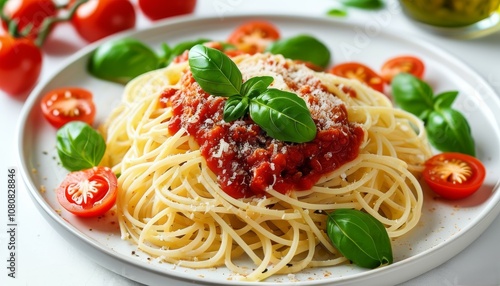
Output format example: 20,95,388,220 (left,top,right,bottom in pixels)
327,8,348,17
340,0,384,9
426,108,476,156
241,76,274,99
266,34,331,69
249,89,317,143
391,73,435,119
188,44,242,97
224,96,249,122
88,38,159,84
159,38,211,67
433,90,459,109
56,121,106,172
327,209,393,269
